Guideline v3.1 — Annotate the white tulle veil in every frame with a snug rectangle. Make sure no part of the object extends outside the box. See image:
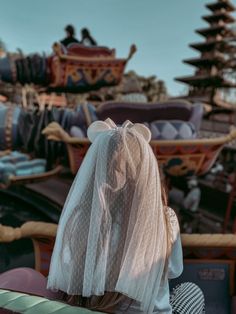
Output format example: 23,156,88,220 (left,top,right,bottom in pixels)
47,118,171,313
